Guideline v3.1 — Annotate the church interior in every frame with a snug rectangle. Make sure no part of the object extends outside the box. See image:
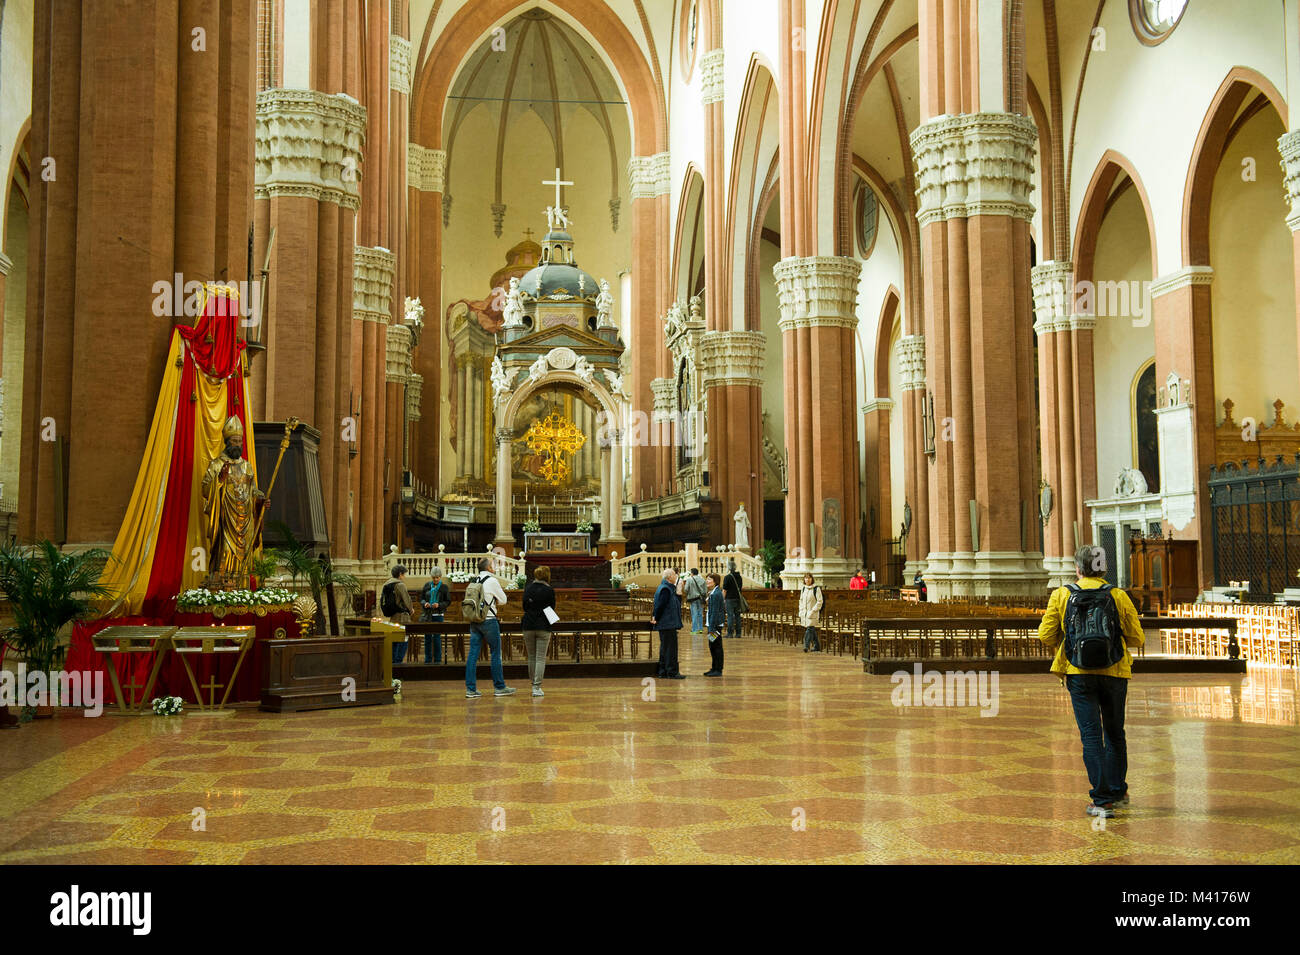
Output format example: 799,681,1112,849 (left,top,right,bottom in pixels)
0,0,1299,882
